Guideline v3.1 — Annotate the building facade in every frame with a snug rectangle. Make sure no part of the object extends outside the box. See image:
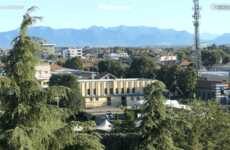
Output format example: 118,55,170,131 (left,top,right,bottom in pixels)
35,63,51,88
159,55,178,65
197,80,230,104
79,78,155,108
62,48,83,58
